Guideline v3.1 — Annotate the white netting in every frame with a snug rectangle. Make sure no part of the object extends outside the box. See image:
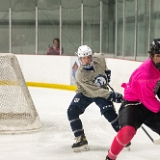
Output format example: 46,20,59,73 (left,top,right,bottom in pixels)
0,53,42,134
